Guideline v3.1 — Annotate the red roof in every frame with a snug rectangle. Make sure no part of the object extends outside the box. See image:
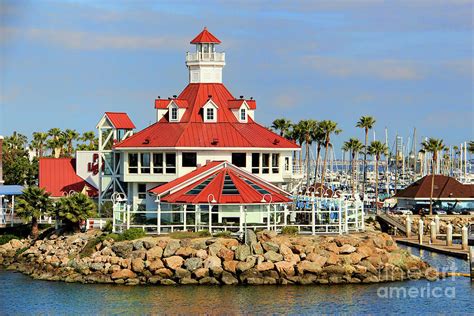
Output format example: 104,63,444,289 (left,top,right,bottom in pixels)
115,83,298,149
105,112,135,129
190,27,221,44
228,99,257,110
395,175,474,199
150,161,291,204
39,158,98,198
155,99,189,109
